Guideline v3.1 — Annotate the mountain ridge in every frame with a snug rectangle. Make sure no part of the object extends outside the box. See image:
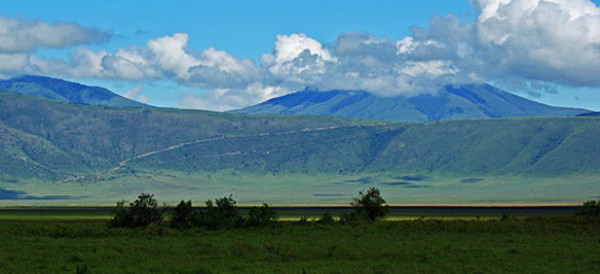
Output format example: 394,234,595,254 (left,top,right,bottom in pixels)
233,84,587,122
1,90,599,181
0,75,148,108
1,83,599,204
